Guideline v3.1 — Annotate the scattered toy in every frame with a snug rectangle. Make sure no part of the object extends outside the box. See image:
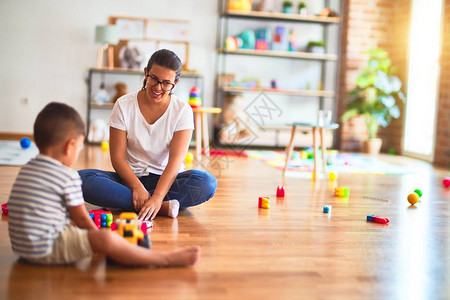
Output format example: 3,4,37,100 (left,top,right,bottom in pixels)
366,215,389,224
258,197,270,209
276,186,285,197
323,206,331,213
335,187,349,197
